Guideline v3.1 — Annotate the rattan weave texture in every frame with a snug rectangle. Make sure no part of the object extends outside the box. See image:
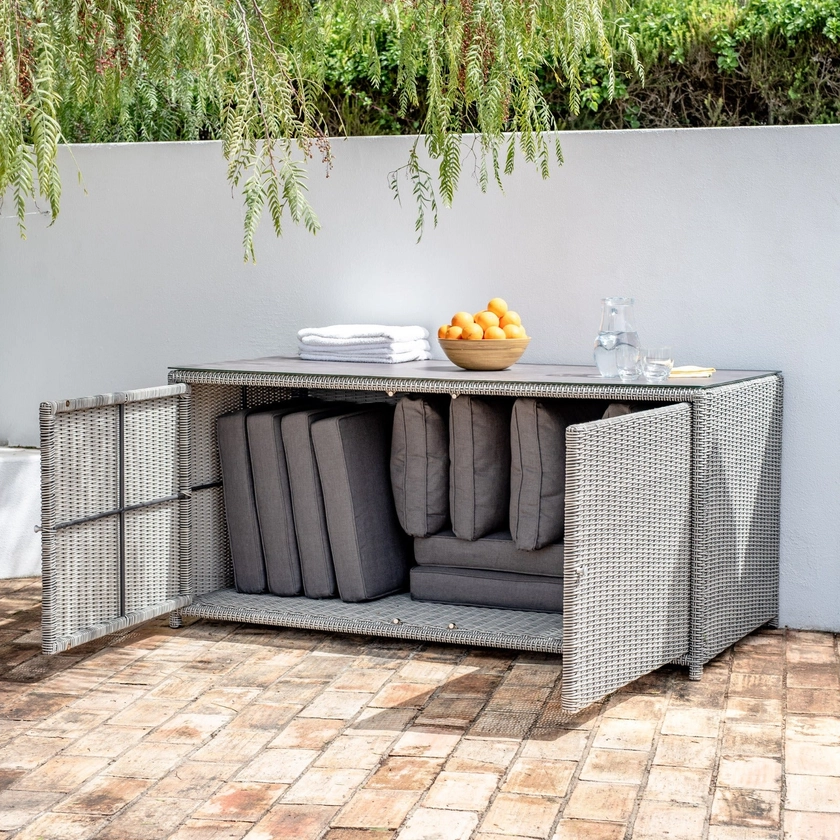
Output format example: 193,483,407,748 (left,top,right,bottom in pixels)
690,375,783,665
40,365,781,714
563,403,691,711
170,367,781,682
180,588,564,652
40,385,192,655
